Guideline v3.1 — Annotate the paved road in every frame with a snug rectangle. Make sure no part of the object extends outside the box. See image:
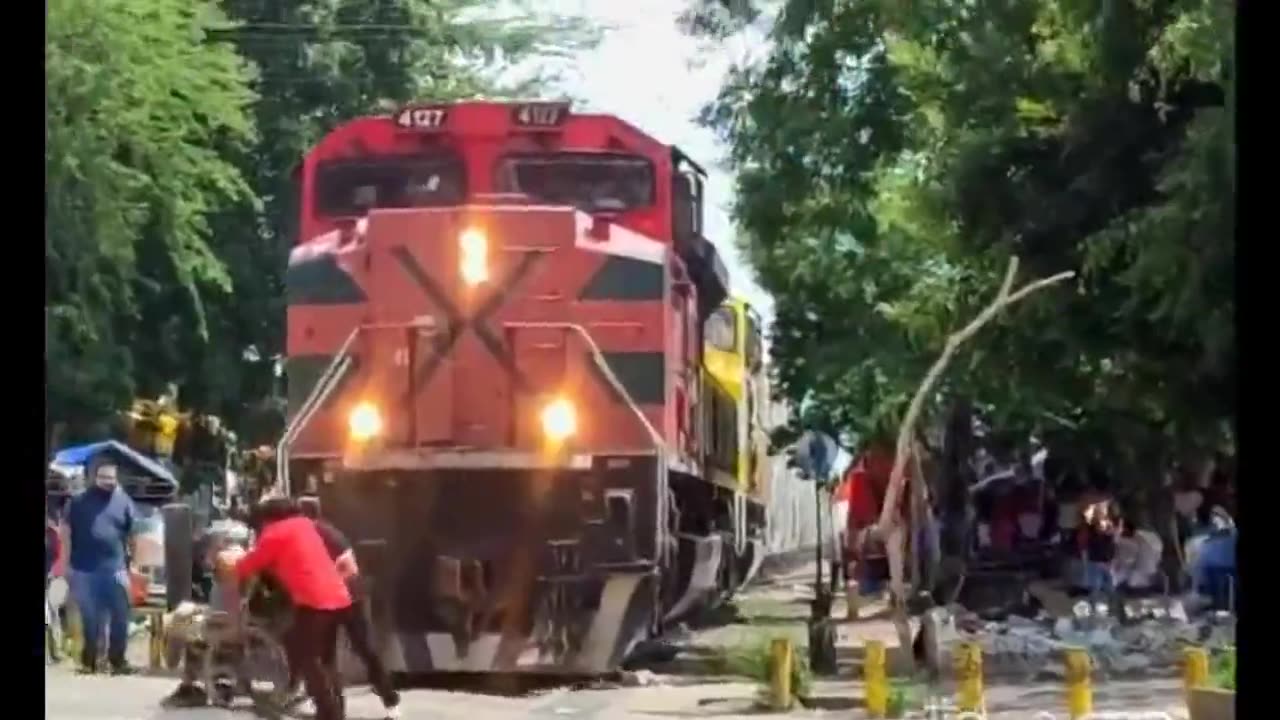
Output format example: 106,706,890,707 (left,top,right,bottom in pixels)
42,665,1191,720
46,560,1191,719
44,666,768,720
